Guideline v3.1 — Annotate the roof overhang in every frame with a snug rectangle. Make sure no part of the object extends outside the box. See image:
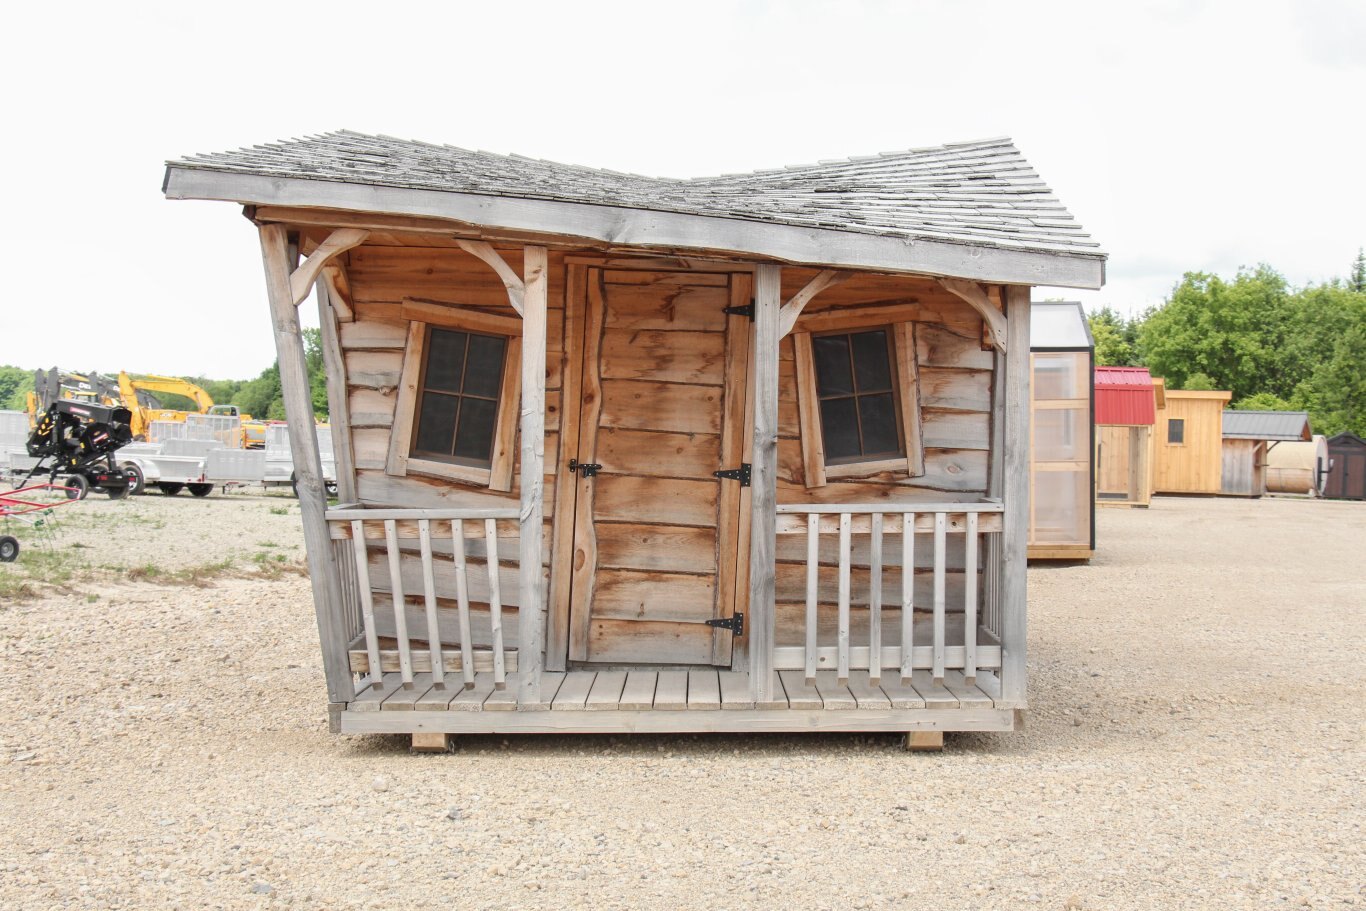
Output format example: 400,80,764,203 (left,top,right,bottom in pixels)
163,166,1107,289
